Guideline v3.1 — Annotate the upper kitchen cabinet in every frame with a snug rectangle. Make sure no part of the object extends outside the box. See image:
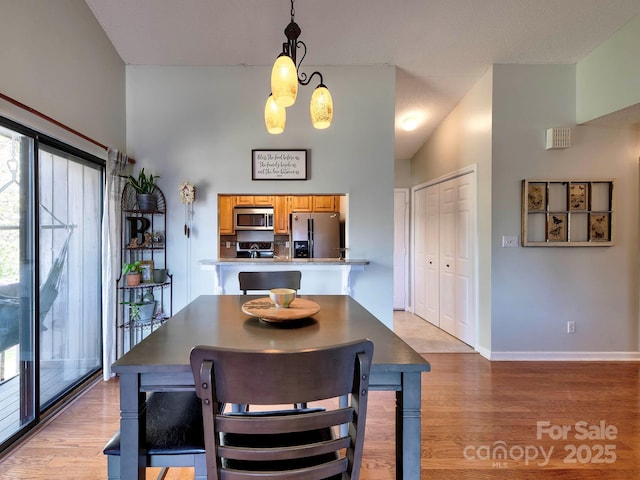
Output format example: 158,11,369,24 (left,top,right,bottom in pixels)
219,195,235,234
236,195,274,206
289,195,338,213
274,195,291,234
290,195,312,212
312,195,338,212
